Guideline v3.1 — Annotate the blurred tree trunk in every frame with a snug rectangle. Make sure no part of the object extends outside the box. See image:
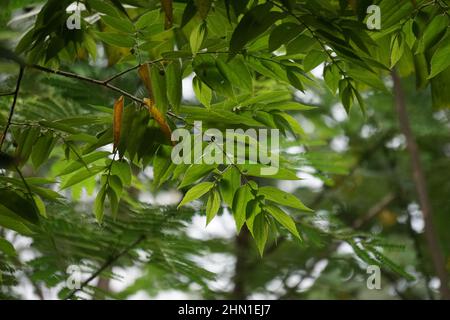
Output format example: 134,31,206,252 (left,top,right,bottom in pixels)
392,71,450,299
231,226,250,299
